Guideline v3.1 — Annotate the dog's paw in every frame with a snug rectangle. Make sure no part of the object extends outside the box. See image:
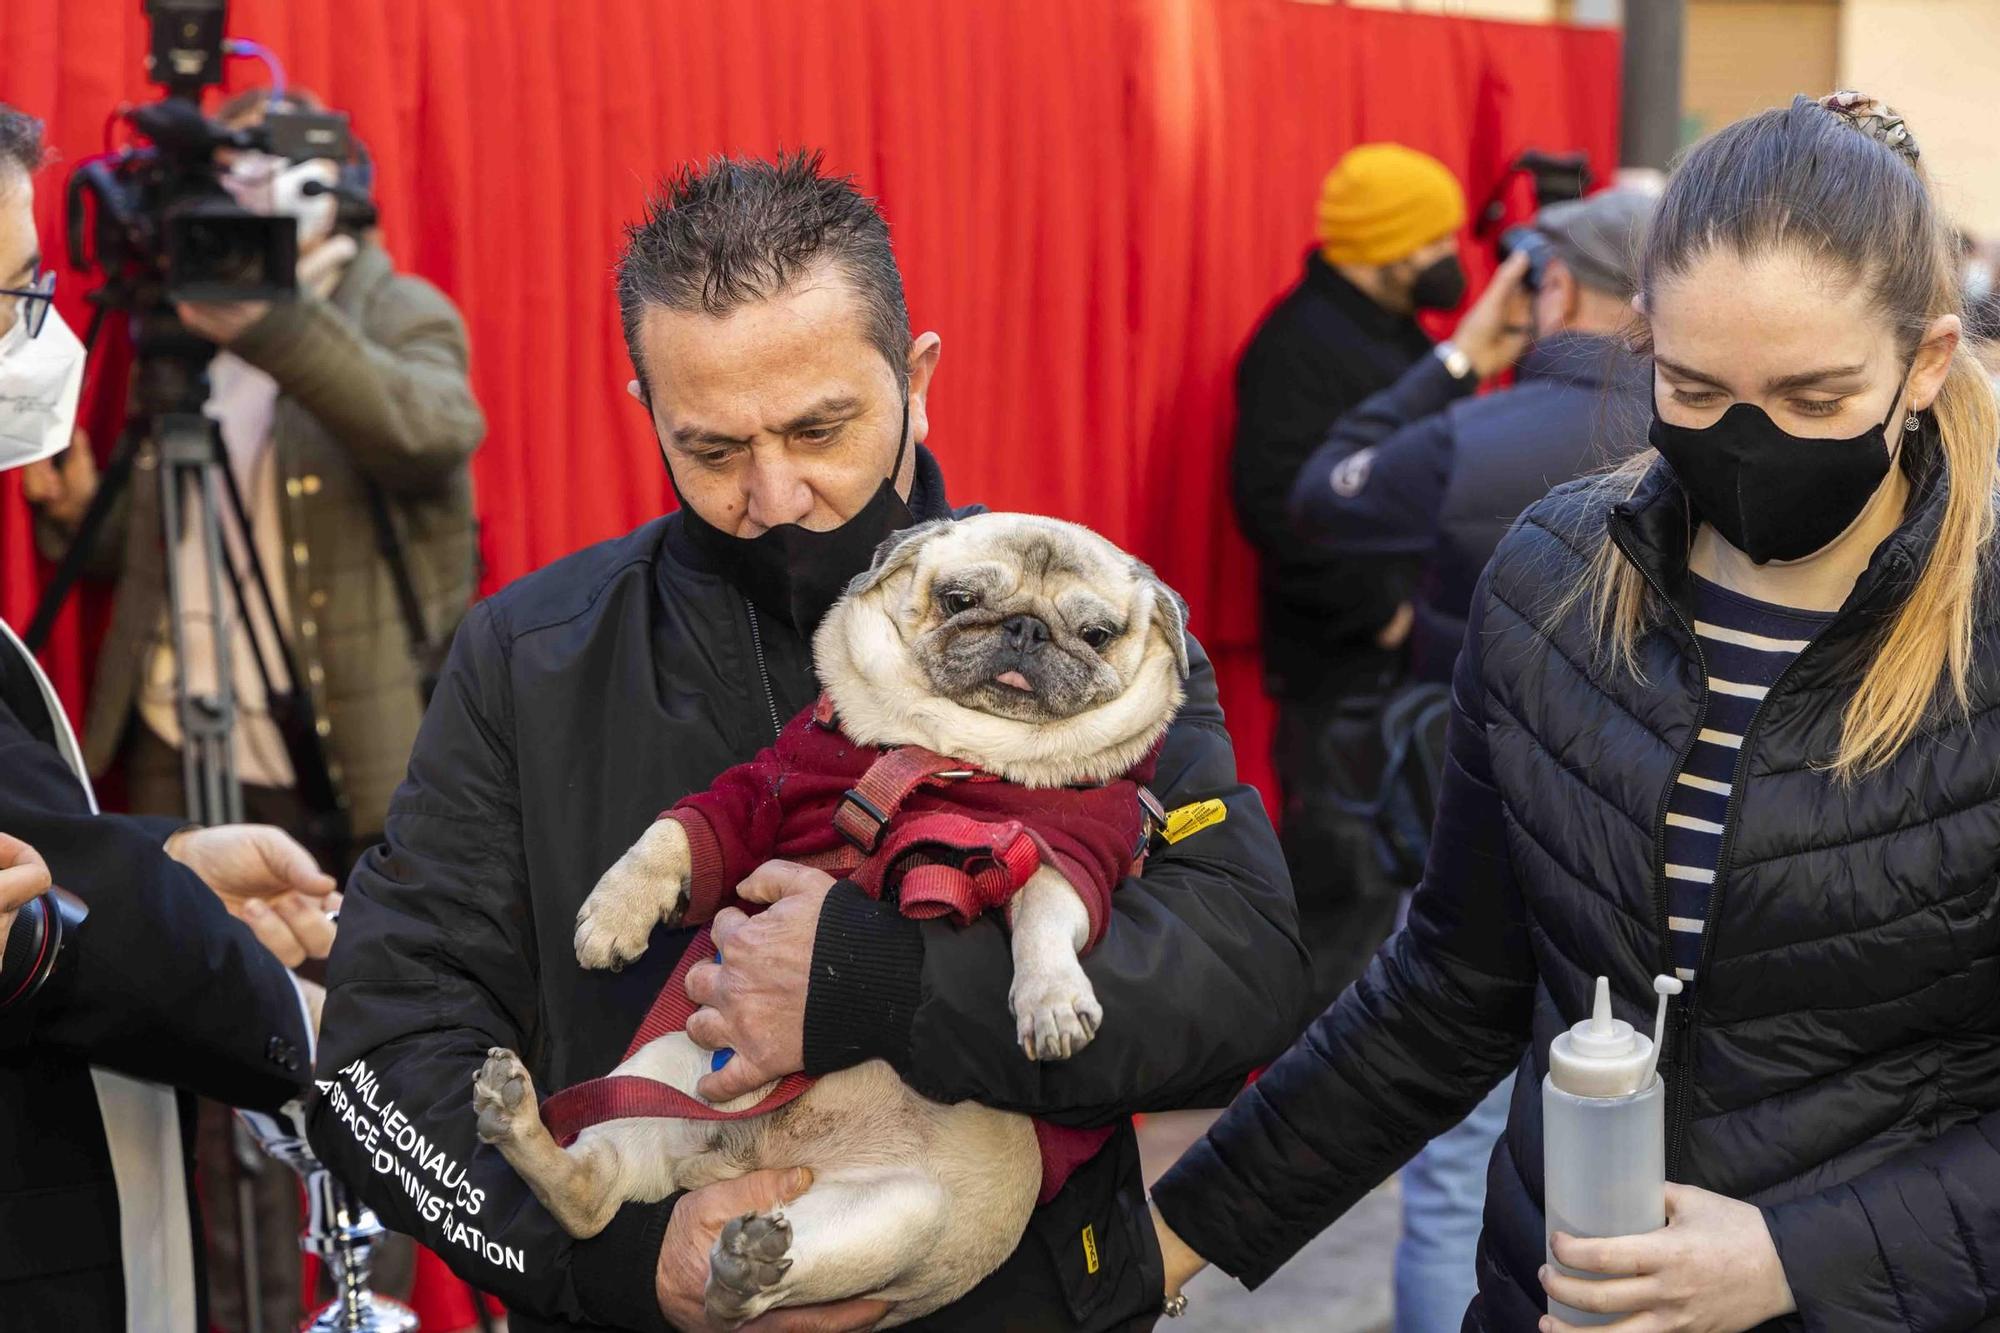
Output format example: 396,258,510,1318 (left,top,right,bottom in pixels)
574,826,690,971
1010,965,1104,1062
705,1210,793,1326
472,1047,537,1145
